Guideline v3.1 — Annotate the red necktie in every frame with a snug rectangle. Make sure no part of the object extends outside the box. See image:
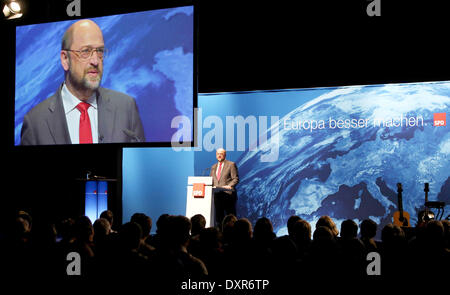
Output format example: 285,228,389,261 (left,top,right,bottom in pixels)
217,162,223,180
76,102,93,144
